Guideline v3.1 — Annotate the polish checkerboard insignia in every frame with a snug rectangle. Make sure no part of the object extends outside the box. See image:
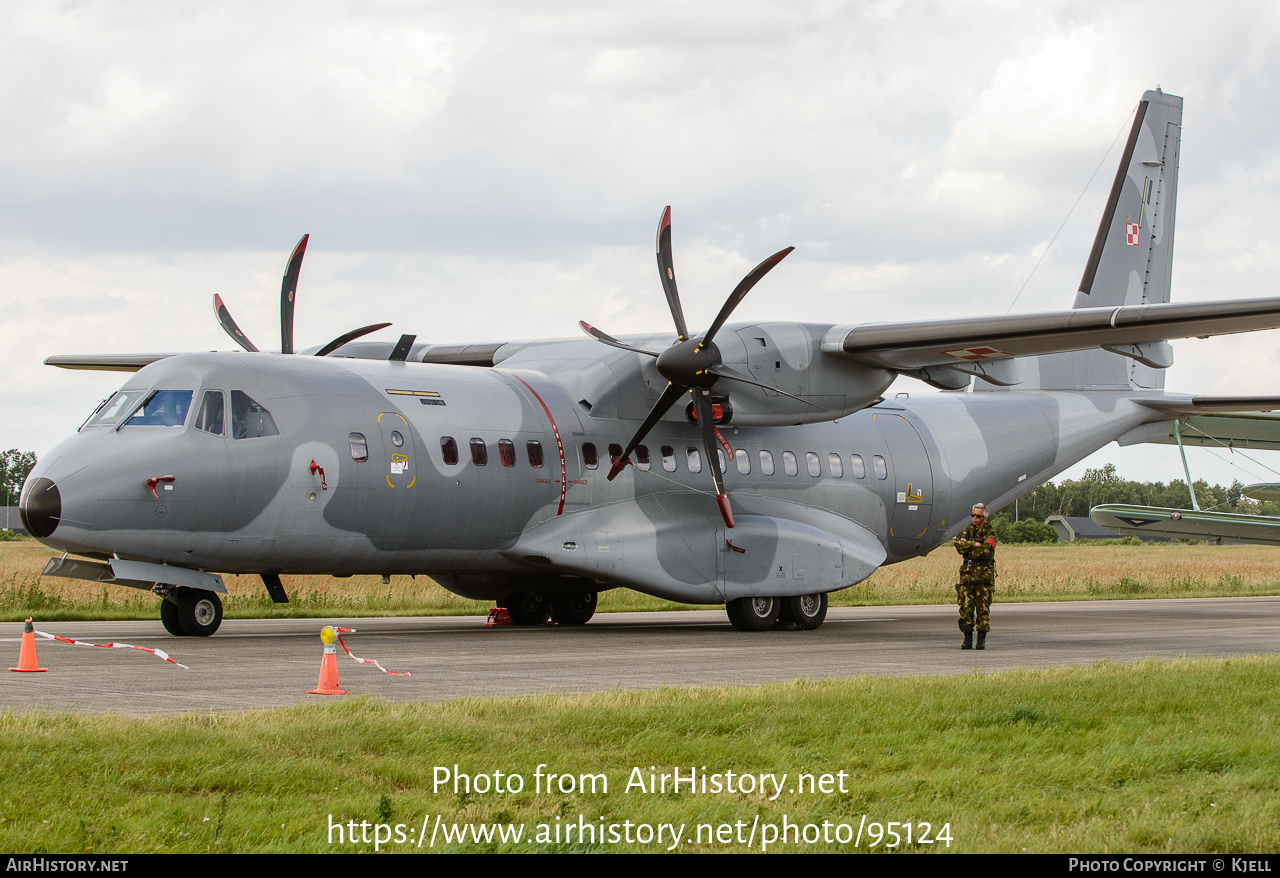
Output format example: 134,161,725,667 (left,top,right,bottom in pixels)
1125,222,1140,245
